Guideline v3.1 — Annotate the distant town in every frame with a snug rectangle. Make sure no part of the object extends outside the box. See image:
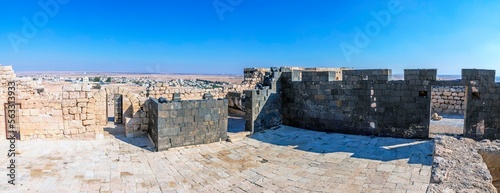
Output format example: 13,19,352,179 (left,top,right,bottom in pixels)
16,72,243,90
